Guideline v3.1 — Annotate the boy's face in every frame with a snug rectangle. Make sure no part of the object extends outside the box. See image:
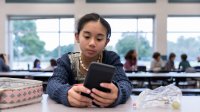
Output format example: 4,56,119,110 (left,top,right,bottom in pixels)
76,21,108,58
